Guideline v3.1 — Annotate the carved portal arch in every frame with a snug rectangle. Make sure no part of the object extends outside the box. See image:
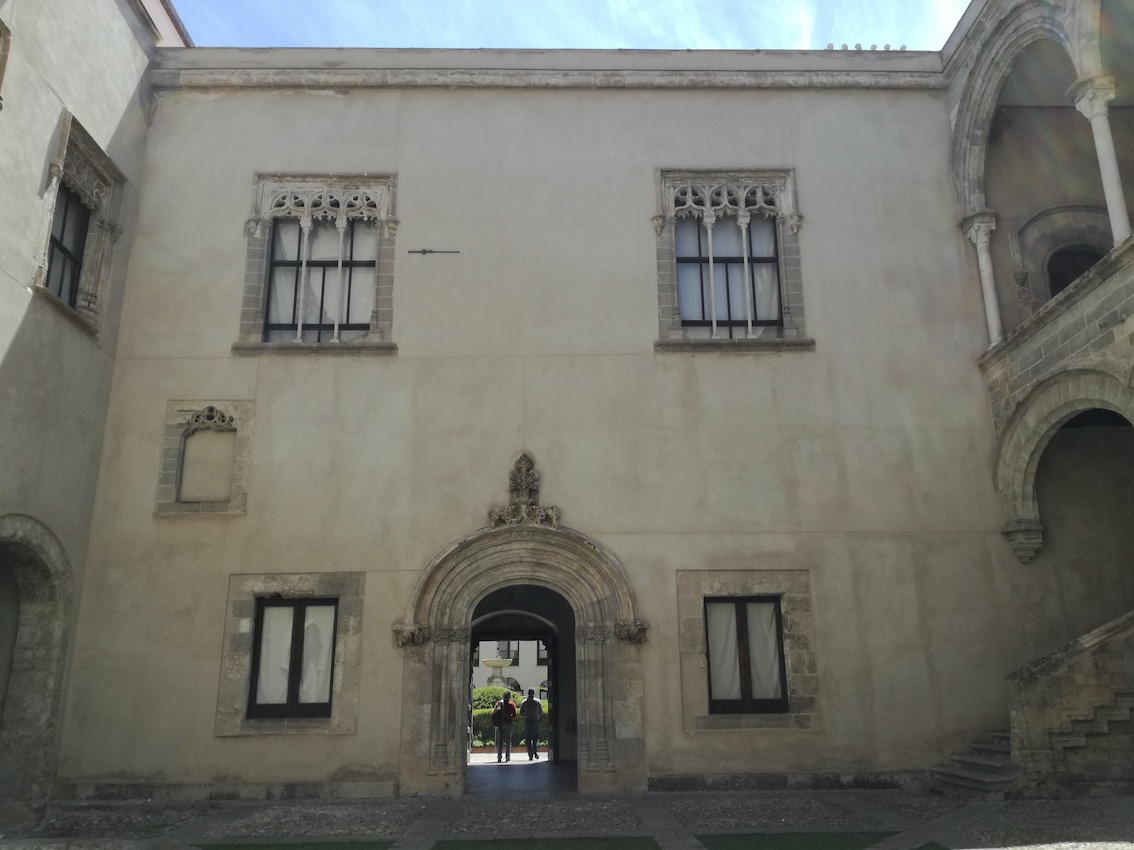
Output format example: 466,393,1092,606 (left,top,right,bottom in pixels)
0,515,73,822
952,3,1078,216
993,367,1134,562
395,456,647,795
